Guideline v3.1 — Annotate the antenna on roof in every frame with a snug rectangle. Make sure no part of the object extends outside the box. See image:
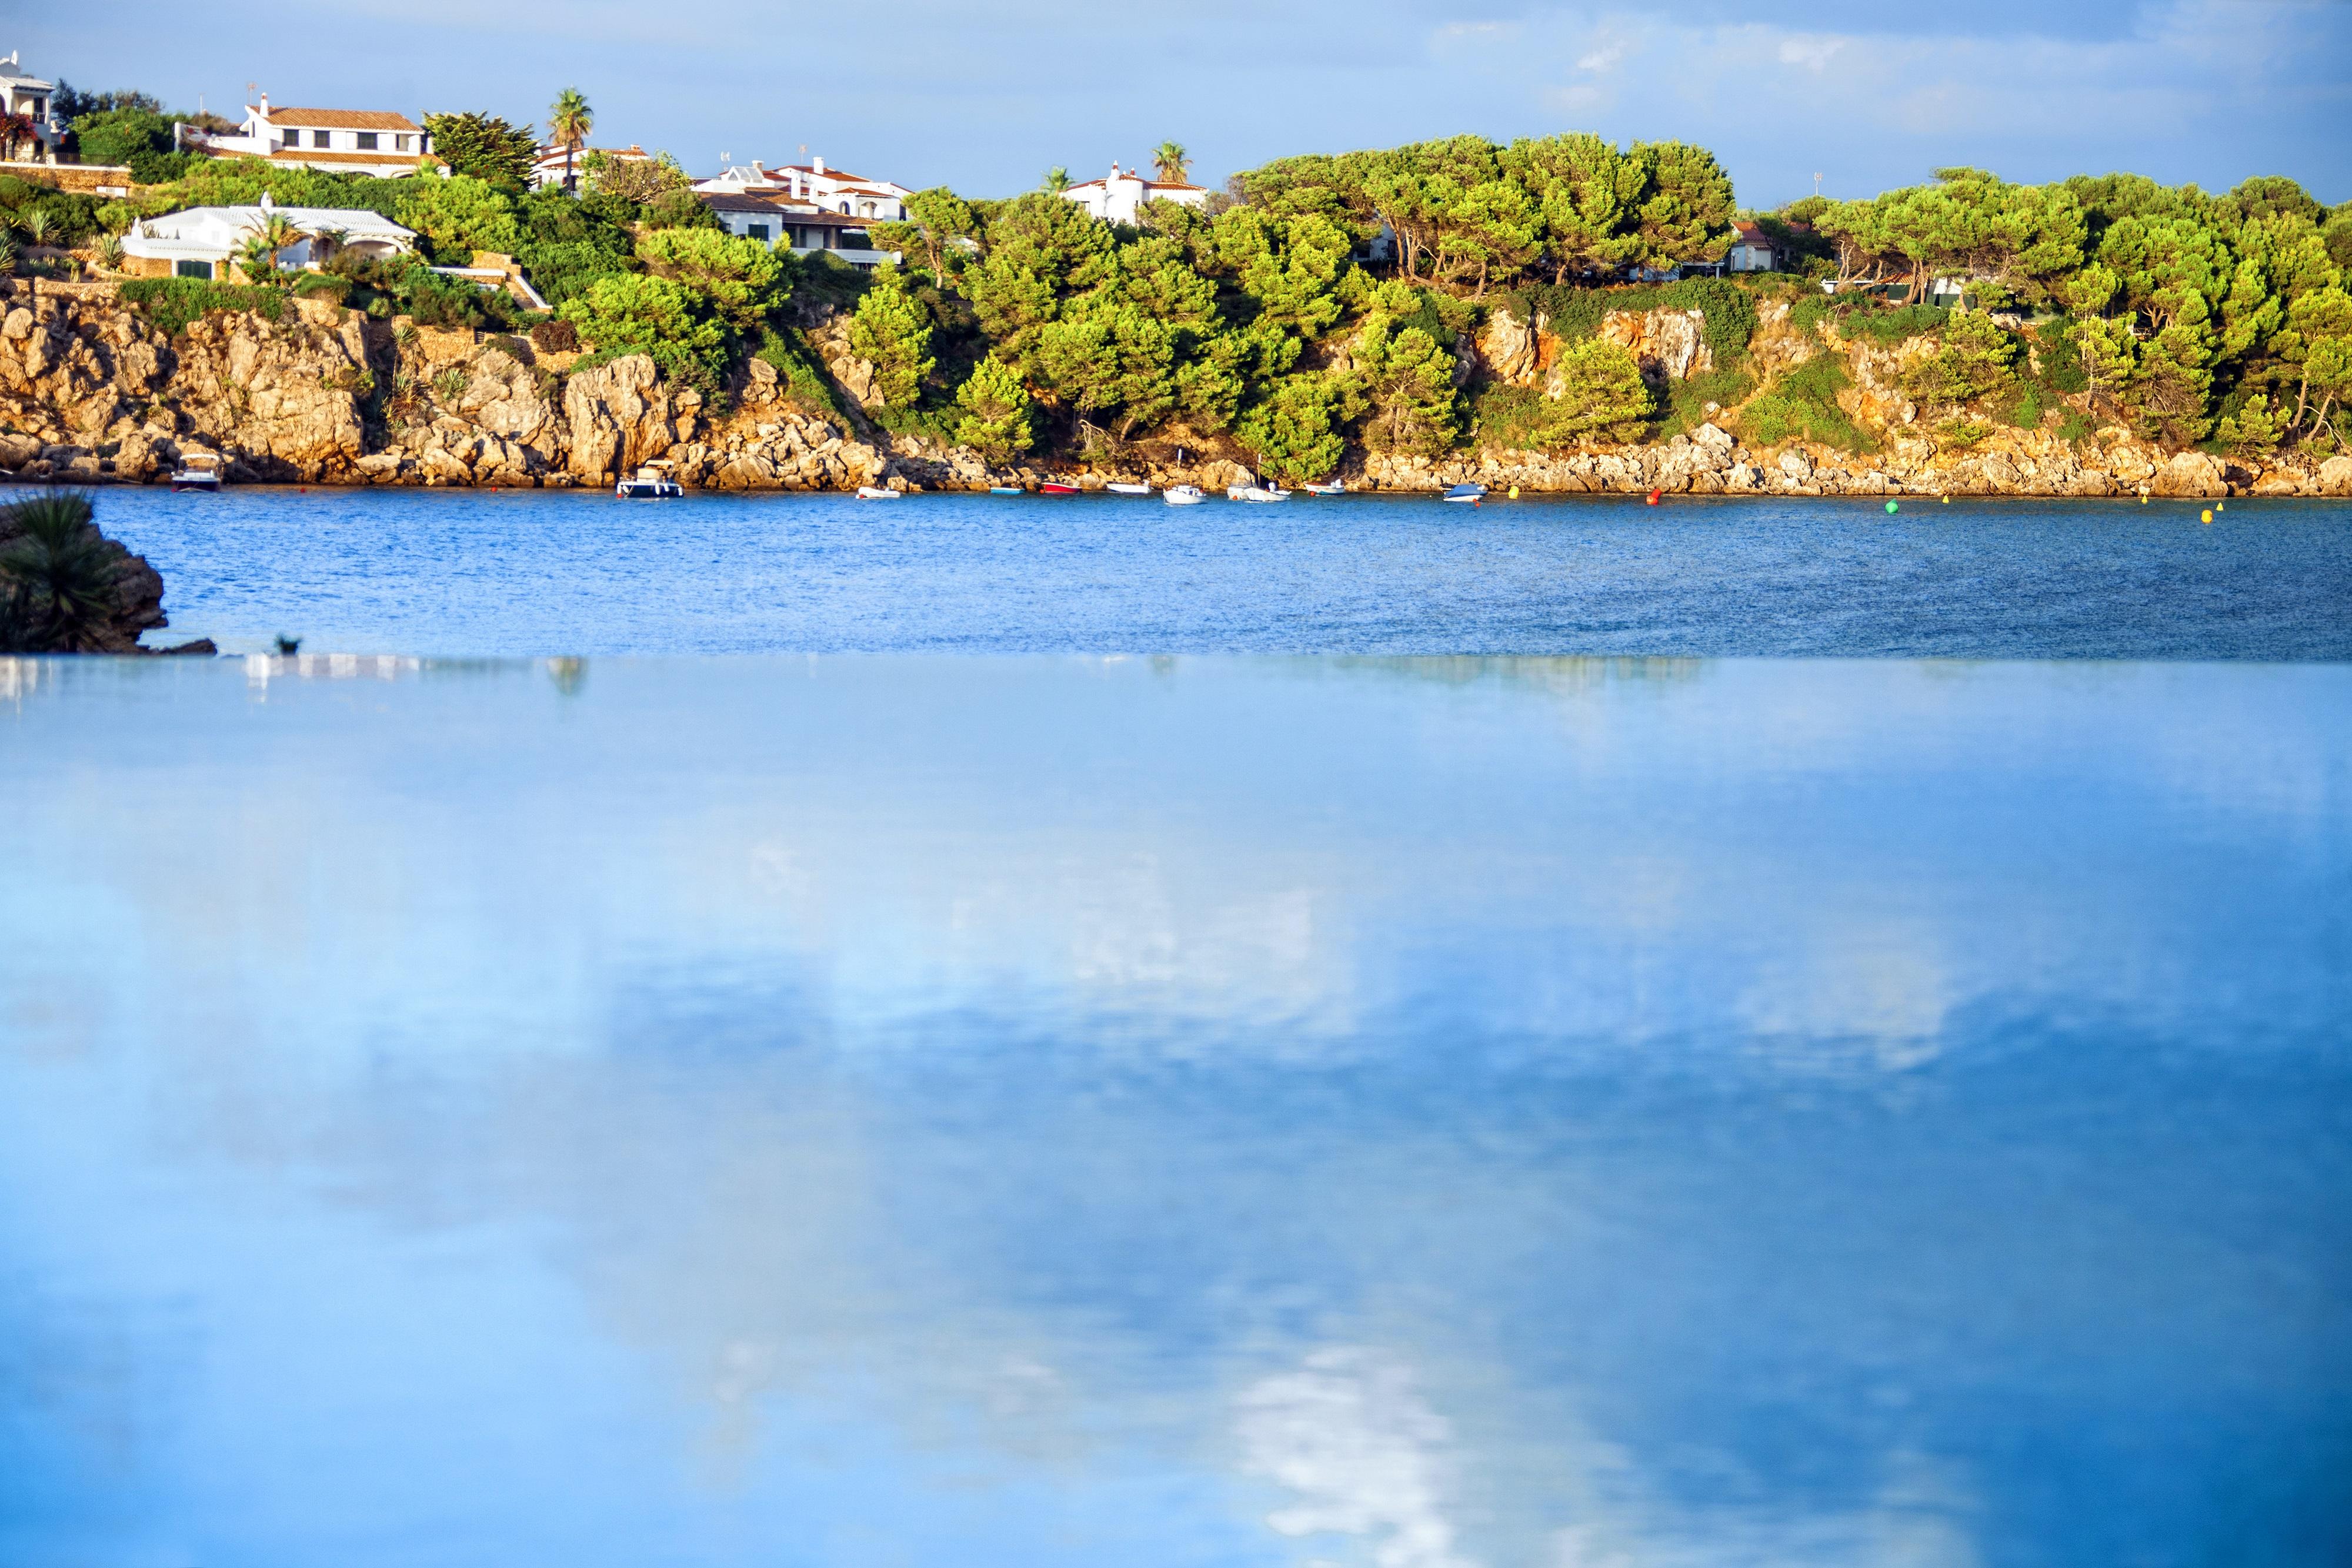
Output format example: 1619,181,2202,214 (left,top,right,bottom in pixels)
1813,171,1823,197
